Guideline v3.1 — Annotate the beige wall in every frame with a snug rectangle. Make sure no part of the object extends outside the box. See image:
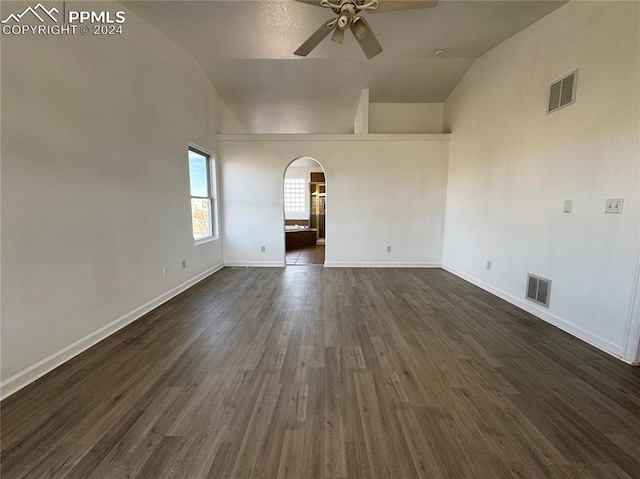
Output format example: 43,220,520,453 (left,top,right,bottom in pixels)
1,2,227,396
369,103,443,134
443,1,640,361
